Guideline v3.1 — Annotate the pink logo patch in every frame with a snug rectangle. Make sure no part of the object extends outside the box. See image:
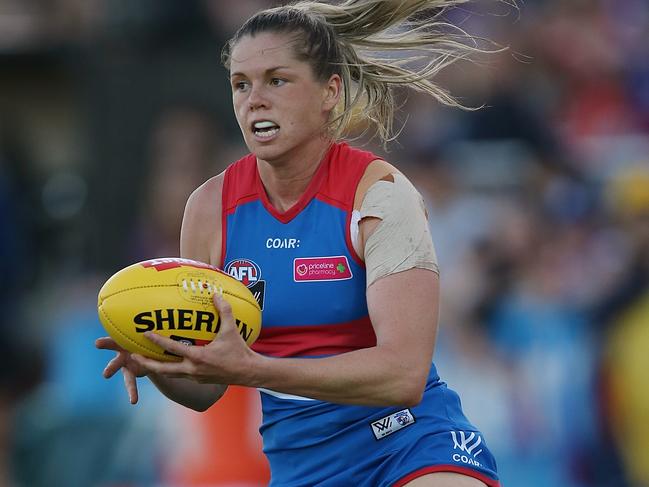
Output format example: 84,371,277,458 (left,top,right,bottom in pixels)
293,256,353,282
